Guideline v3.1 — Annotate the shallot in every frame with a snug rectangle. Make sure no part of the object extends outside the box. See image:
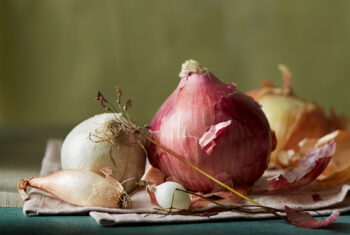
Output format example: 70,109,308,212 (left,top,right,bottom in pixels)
18,168,128,208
